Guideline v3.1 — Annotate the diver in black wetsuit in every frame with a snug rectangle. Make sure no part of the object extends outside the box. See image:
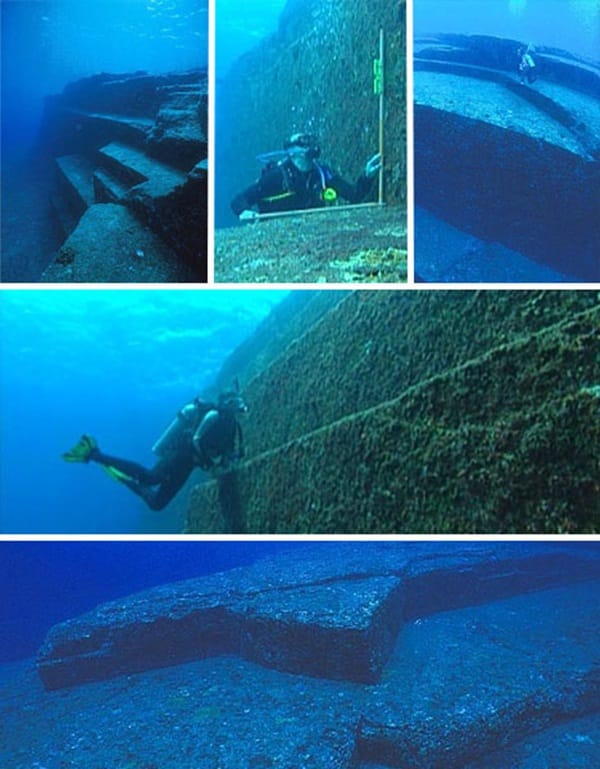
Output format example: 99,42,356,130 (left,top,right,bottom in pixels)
231,133,381,221
62,390,247,511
